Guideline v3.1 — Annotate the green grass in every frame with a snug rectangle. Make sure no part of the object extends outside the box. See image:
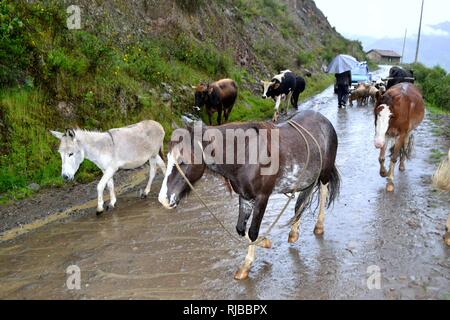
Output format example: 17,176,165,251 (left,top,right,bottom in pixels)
426,102,450,116
430,148,447,165
0,89,64,203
